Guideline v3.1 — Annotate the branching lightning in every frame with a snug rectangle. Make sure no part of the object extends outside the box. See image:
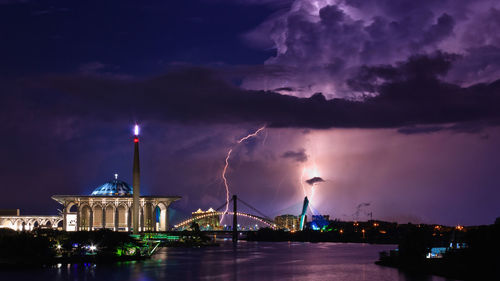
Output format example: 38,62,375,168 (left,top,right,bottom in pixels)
221,148,233,221
236,126,266,144
220,126,266,223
